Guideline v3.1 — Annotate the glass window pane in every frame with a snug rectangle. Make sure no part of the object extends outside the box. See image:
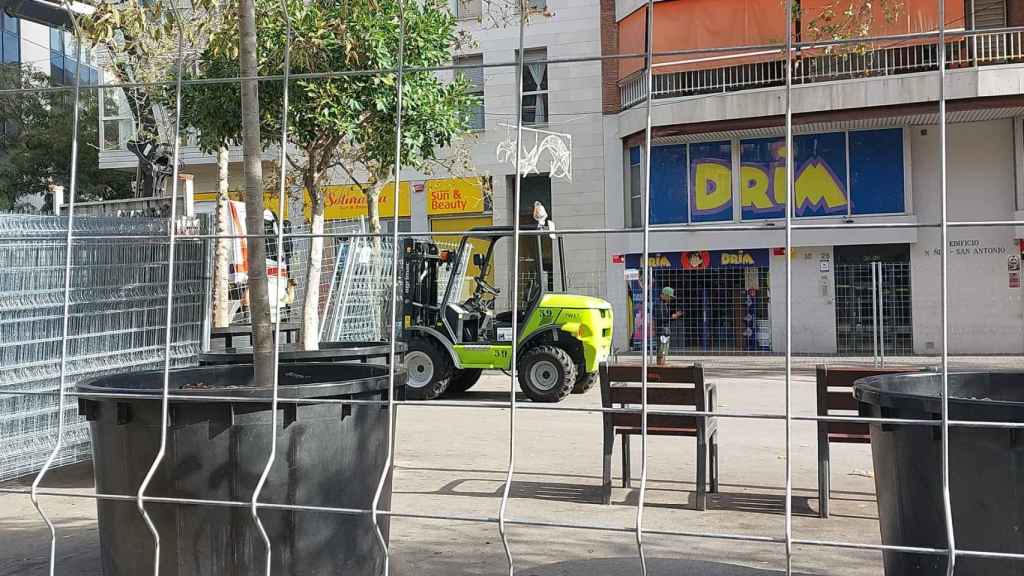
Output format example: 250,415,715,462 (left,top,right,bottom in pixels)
740,137,786,220
468,101,484,131
650,144,687,225
793,132,847,218
850,128,905,215
3,32,18,64
630,163,642,228
64,58,76,85
103,120,120,150
63,31,76,57
50,27,61,53
50,51,63,86
3,14,18,33
689,141,733,222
